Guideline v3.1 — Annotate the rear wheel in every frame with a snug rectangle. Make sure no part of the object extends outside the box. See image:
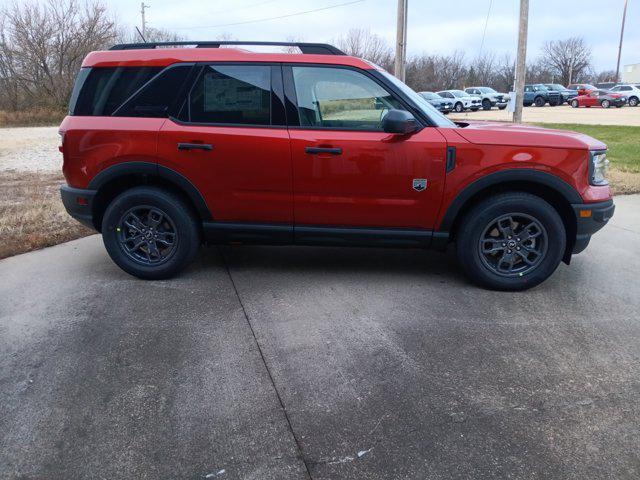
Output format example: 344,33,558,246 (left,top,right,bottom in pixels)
571,99,580,108
601,99,611,108
102,186,200,280
456,192,566,291
482,99,492,110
